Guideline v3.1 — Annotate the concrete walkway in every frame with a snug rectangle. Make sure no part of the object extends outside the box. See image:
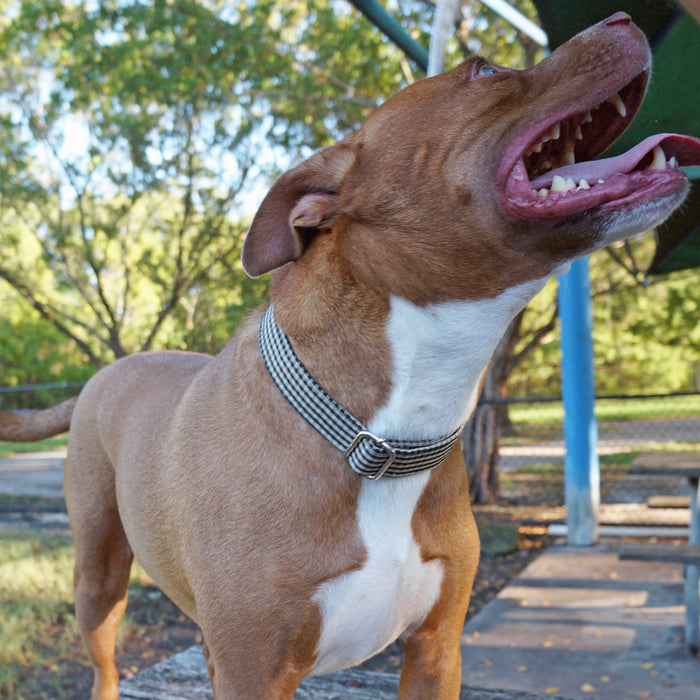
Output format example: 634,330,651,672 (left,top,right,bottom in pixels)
0,449,66,498
462,544,700,699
